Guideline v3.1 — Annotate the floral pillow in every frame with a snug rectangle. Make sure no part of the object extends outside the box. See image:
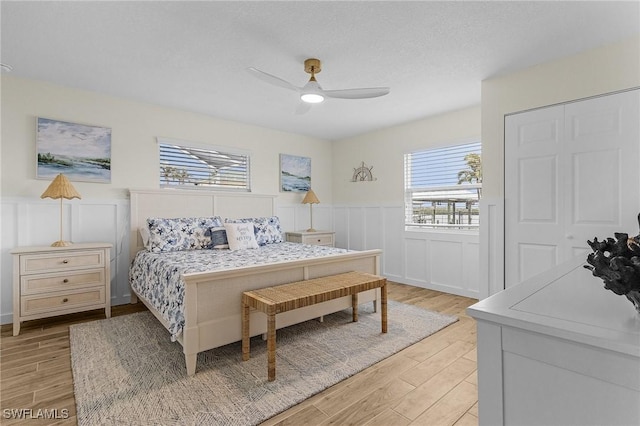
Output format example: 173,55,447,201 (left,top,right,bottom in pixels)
146,216,223,252
225,216,283,246
224,222,259,250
